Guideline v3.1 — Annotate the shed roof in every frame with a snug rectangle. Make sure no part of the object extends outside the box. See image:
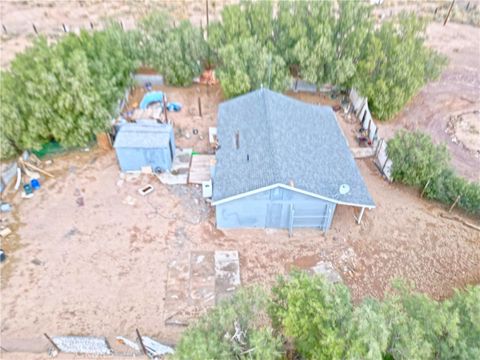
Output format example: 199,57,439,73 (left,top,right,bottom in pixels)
212,89,375,208
113,122,172,149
